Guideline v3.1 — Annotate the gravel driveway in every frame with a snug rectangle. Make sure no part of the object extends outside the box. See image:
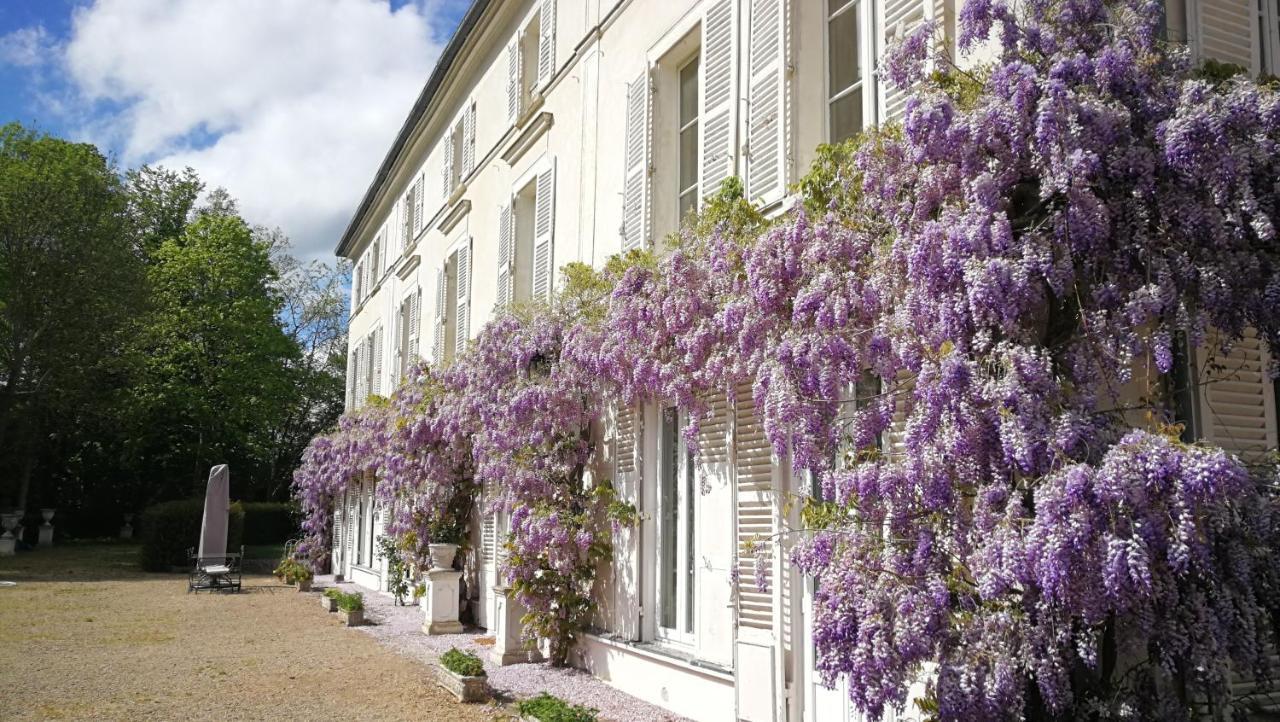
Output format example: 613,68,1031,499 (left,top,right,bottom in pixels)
0,544,499,721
